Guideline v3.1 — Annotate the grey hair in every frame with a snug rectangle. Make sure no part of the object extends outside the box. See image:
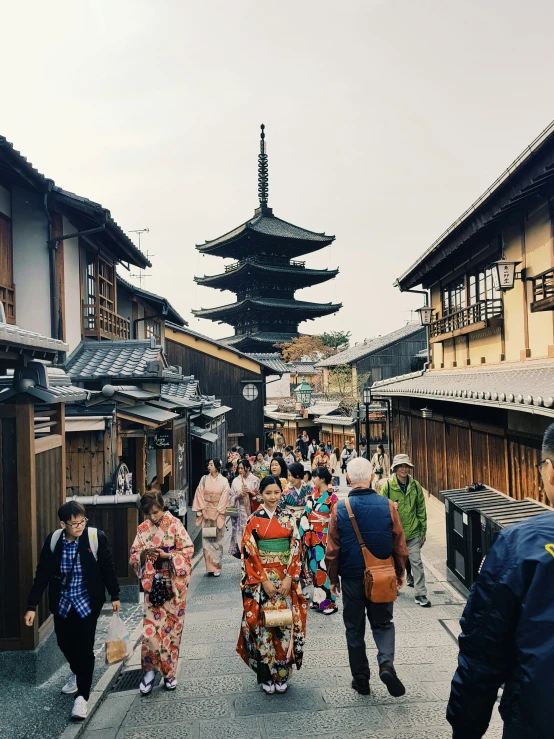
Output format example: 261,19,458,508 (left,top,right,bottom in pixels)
347,456,373,484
